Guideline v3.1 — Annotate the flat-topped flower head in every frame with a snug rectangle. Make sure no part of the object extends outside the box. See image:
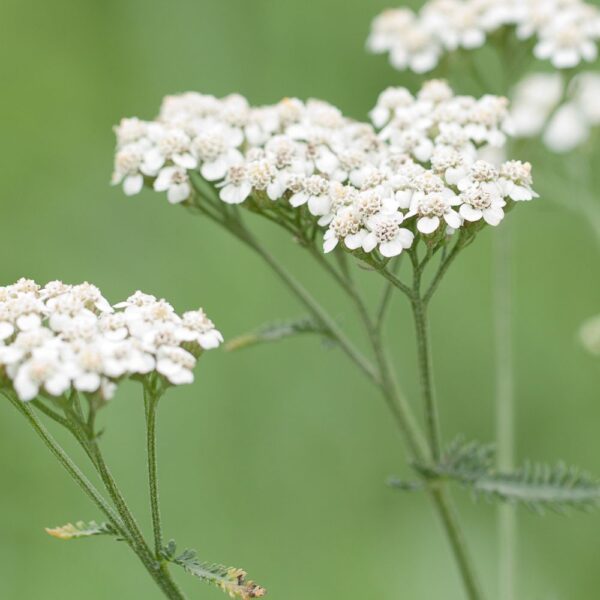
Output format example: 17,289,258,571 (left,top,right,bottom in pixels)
368,0,600,72
113,81,537,260
0,280,222,402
